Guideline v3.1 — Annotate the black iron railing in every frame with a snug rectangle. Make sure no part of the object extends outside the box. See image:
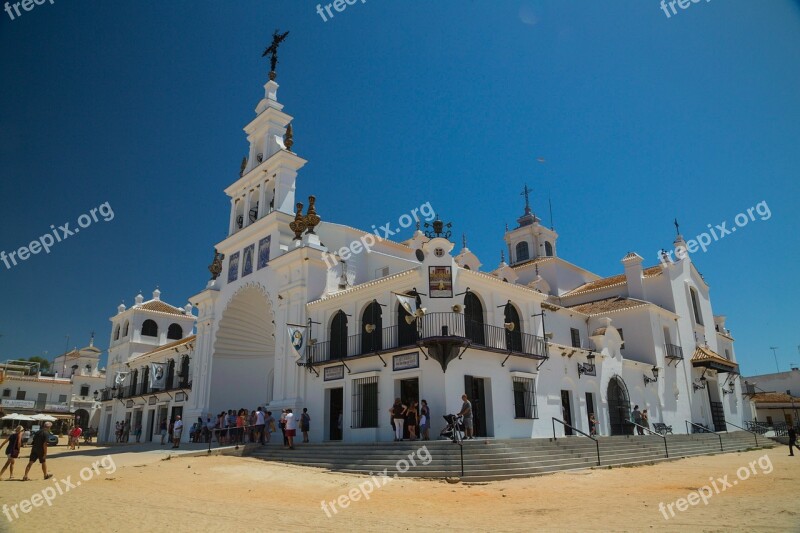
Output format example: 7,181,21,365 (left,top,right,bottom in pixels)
724,420,759,447
552,417,600,466
306,312,547,365
630,421,669,458
99,380,192,401
686,420,723,451
665,343,684,359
